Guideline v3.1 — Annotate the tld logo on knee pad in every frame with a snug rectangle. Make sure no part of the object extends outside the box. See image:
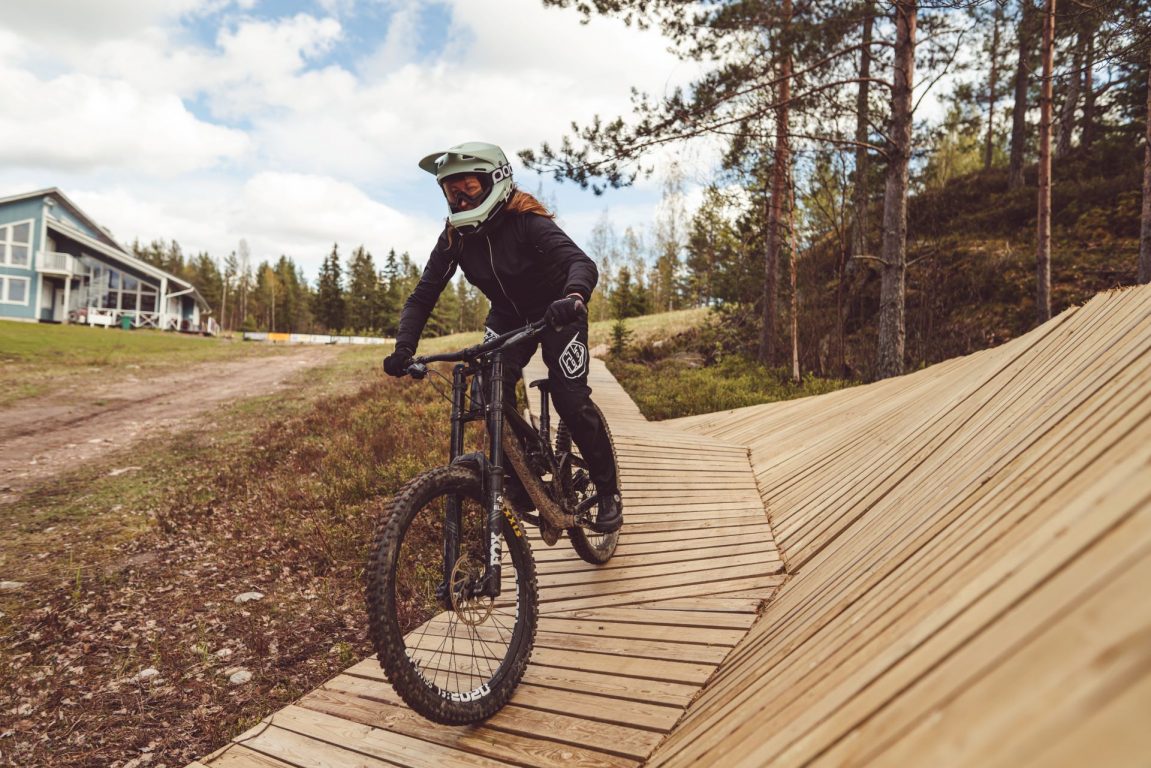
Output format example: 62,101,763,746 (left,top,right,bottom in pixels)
559,333,588,379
